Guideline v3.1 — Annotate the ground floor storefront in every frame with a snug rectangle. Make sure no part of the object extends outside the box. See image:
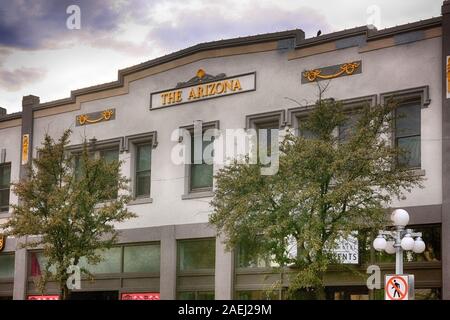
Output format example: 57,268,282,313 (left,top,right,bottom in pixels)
0,220,444,300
